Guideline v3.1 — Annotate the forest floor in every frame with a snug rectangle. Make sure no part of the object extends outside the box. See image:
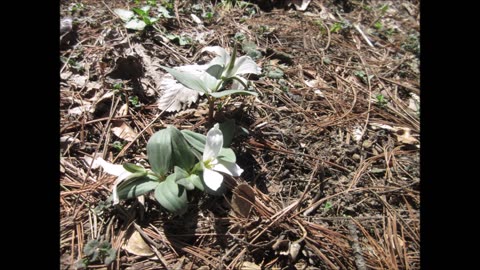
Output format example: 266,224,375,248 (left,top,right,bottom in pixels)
60,0,420,269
